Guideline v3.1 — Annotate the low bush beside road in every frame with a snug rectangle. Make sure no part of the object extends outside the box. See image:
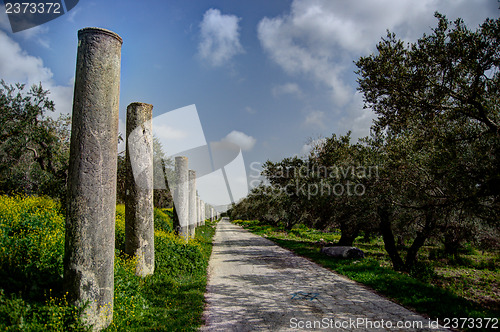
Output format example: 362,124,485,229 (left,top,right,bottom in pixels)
0,195,216,331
